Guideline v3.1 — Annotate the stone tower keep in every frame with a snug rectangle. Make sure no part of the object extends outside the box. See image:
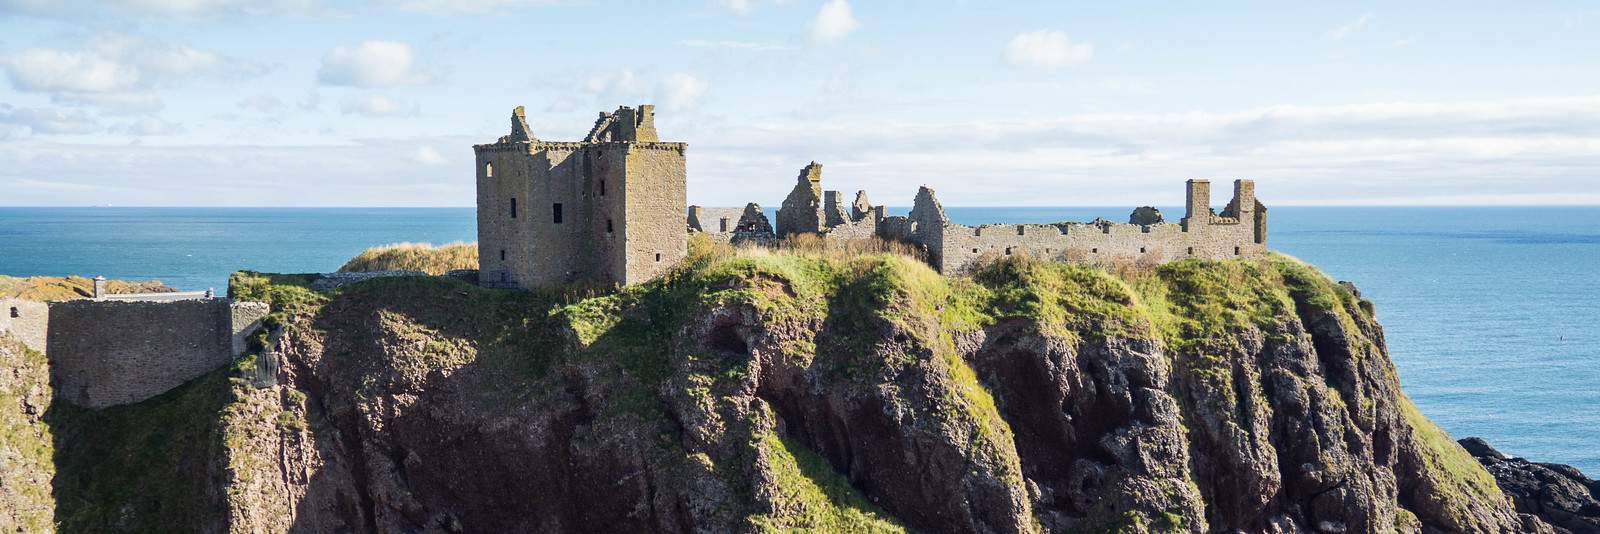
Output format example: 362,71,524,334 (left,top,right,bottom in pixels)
475,105,687,289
